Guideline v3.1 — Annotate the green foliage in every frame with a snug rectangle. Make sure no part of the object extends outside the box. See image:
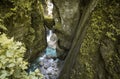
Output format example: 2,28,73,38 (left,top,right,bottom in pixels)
71,0,120,79
0,33,43,79
0,0,32,29
0,0,46,62
88,0,120,42
0,18,7,31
